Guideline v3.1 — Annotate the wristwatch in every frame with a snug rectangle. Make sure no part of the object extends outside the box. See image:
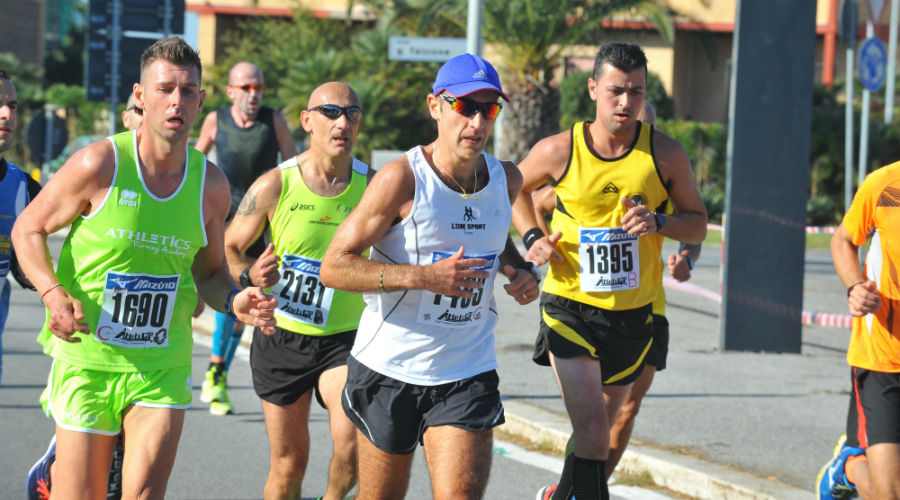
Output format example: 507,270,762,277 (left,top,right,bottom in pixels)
239,267,253,288
653,211,666,232
514,261,542,284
